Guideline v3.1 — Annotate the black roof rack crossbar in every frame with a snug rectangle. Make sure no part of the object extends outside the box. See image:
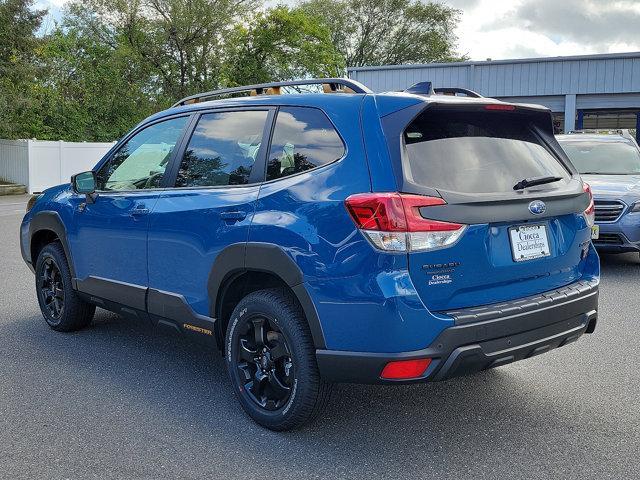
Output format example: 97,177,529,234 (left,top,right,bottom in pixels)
433,87,483,98
172,78,372,107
